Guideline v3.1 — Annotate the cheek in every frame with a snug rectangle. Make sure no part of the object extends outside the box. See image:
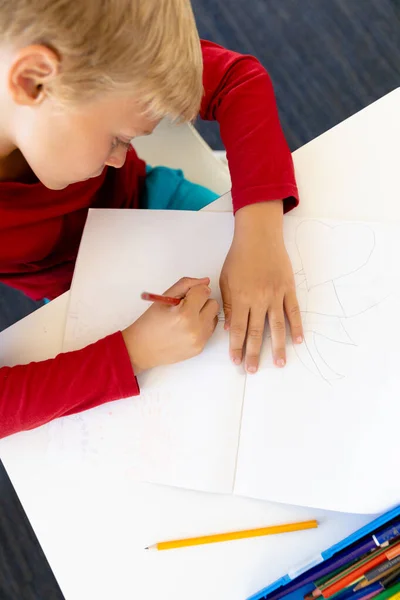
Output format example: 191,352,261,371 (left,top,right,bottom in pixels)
16,107,111,183
47,116,109,173
69,137,111,175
